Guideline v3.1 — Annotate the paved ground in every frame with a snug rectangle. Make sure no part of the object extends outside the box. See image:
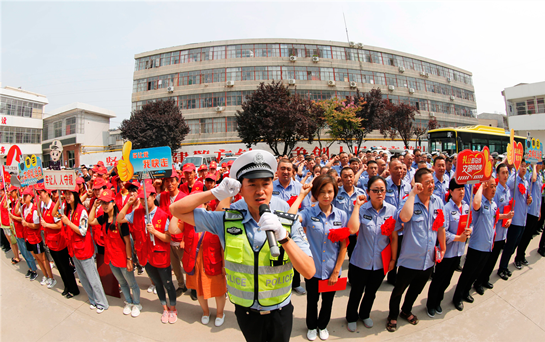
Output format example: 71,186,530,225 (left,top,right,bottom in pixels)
1,236,544,342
